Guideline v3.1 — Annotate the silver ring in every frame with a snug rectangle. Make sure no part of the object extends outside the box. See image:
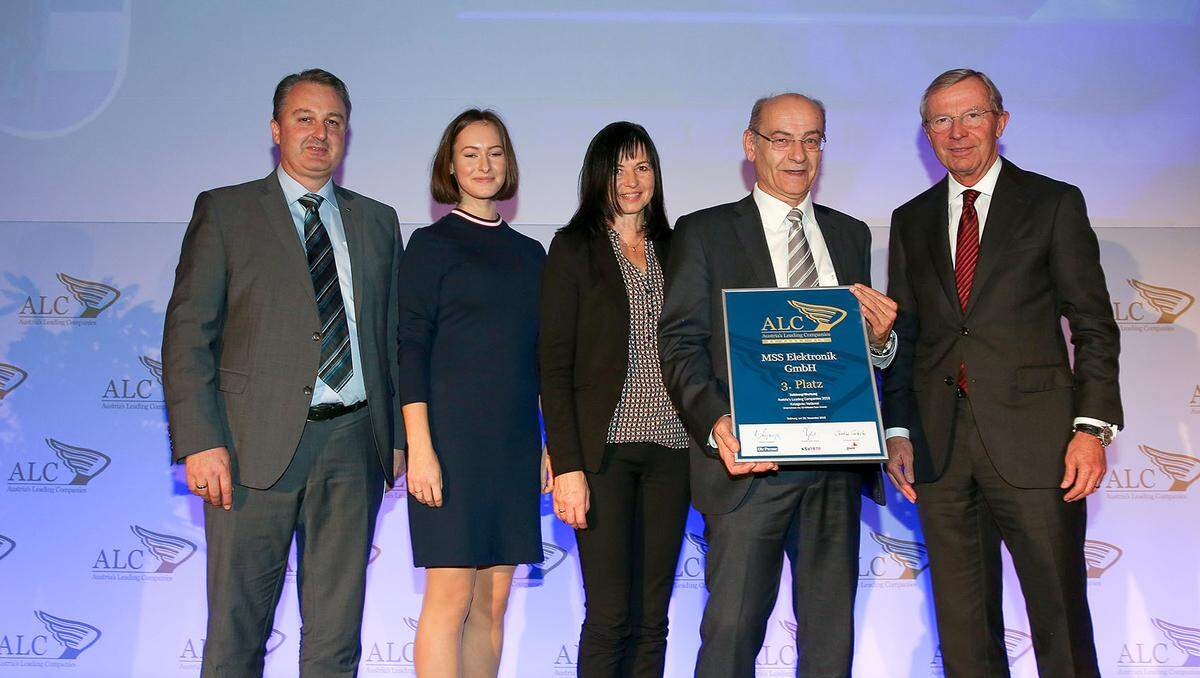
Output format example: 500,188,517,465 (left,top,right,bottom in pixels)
557,508,566,513
194,483,208,490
